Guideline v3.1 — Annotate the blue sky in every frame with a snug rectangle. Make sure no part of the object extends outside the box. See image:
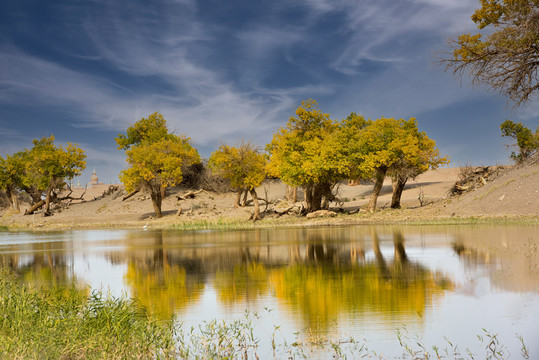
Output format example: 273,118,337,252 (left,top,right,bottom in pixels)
1,0,538,184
